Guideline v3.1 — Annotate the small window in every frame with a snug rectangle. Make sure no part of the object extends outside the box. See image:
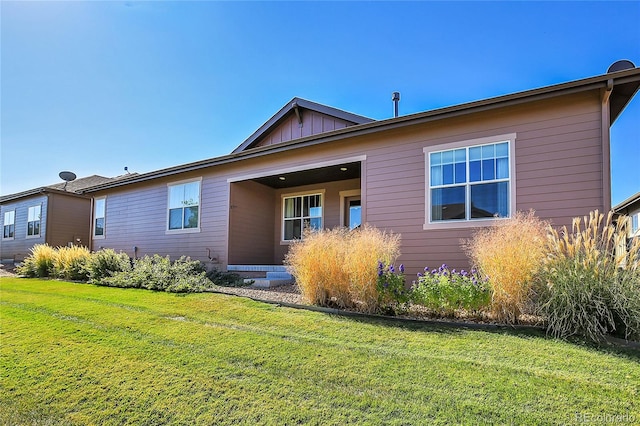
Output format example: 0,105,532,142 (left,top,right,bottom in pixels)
283,193,322,240
3,210,15,239
168,180,200,231
27,205,41,237
426,136,514,225
632,213,639,235
94,198,106,237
